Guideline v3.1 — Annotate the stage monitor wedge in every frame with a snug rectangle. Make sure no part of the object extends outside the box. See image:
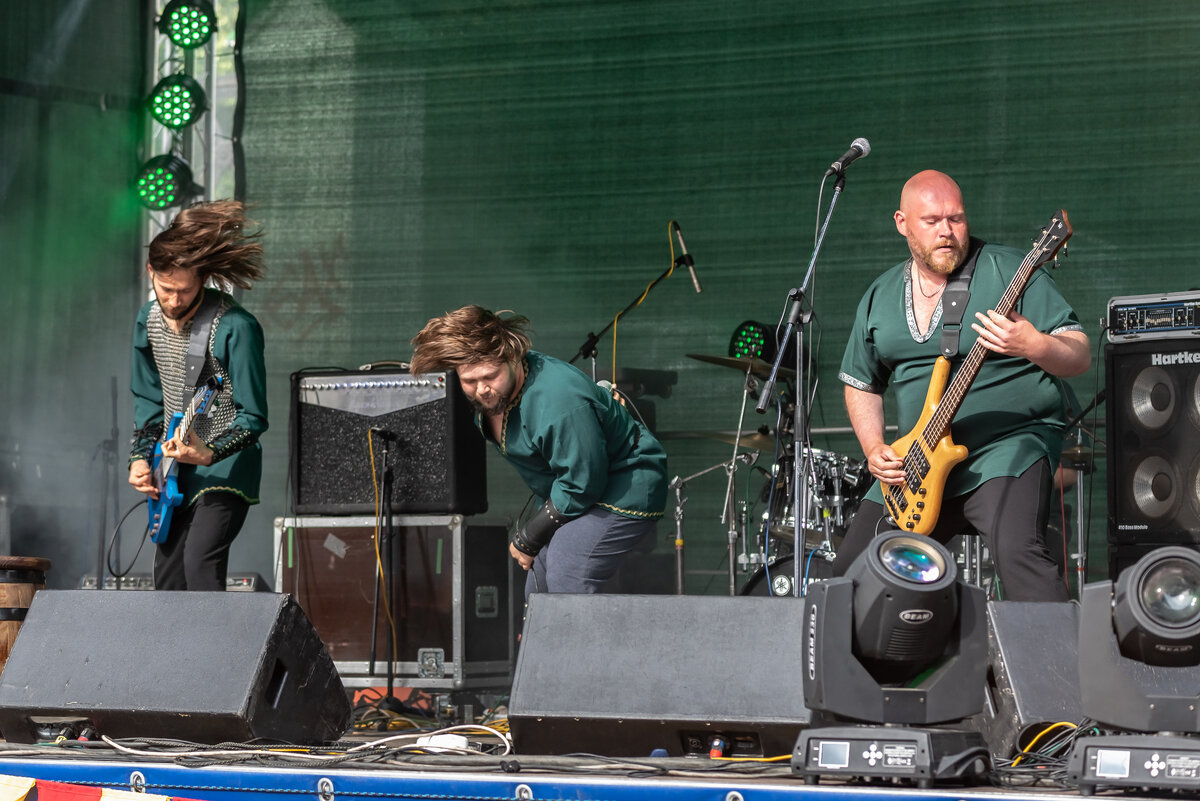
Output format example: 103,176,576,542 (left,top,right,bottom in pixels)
509,594,811,758
0,590,351,744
